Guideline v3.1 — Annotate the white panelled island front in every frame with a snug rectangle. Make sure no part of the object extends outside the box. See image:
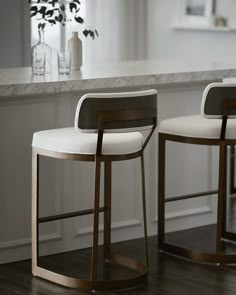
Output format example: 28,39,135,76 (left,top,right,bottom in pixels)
0,60,235,263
